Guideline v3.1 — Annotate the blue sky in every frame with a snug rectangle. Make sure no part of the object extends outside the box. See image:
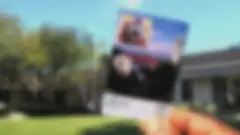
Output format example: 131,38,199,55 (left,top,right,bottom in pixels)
1,0,240,54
